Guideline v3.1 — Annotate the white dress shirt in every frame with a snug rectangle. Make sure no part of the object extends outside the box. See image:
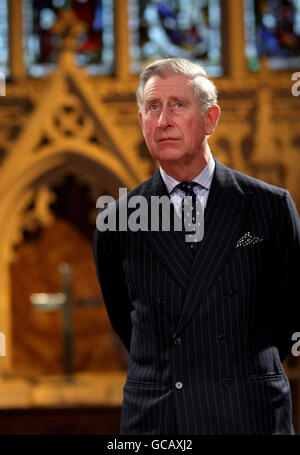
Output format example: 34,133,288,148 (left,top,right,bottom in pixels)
159,153,215,216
